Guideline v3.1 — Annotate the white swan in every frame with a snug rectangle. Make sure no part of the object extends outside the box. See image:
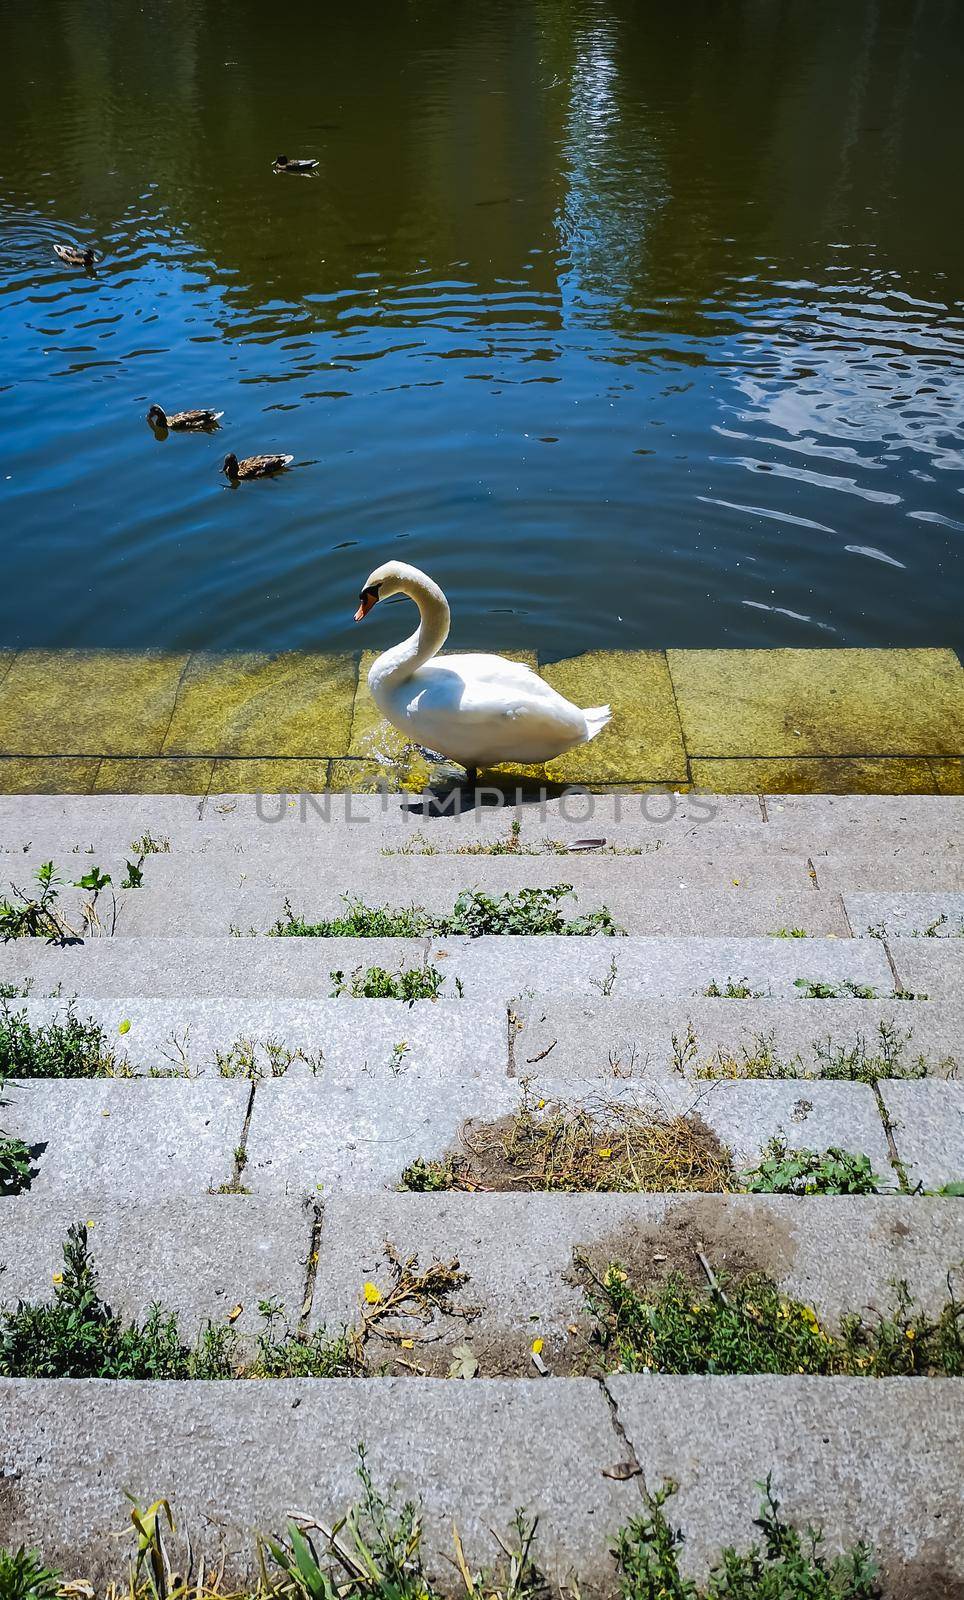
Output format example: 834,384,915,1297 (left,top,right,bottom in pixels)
354,560,611,776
